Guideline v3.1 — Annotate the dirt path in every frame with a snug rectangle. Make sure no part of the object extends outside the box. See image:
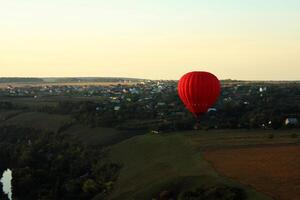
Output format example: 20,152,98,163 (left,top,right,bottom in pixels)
203,145,300,200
